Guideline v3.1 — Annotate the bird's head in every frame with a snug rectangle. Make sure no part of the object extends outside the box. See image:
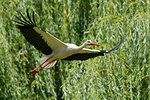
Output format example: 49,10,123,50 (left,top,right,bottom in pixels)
85,40,102,46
